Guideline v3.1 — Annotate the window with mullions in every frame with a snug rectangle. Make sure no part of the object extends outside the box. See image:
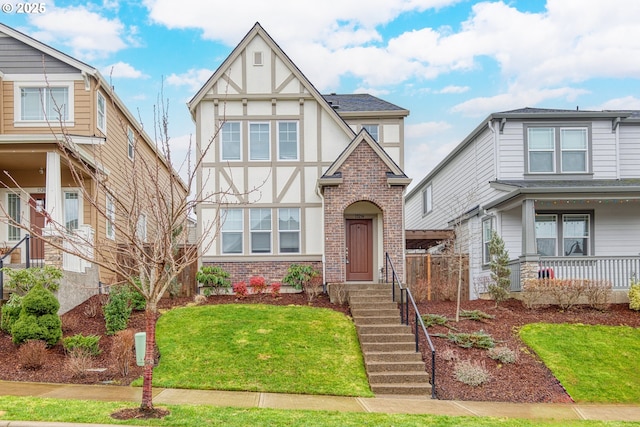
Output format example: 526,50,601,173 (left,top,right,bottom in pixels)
278,122,298,160
250,122,270,160
278,208,300,253
250,208,271,253
8,194,21,241
221,209,242,254
97,91,107,134
106,195,115,240
526,126,589,174
127,127,135,160
64,192,79,231
20,87,69,121
422,184,432,215
221,122,241,161
482,218,493,265
535,213,590,257
362,124,379,142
